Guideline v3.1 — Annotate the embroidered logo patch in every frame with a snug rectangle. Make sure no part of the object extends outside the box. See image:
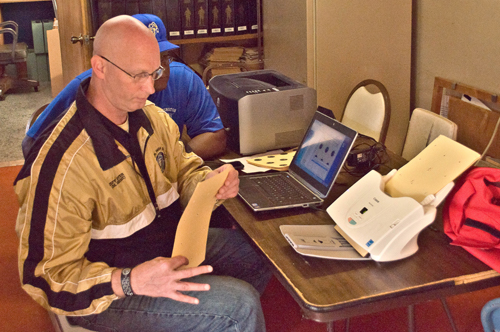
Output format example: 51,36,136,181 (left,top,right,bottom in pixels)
148,22,159,37
156,152,165,173
109,173,126,189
